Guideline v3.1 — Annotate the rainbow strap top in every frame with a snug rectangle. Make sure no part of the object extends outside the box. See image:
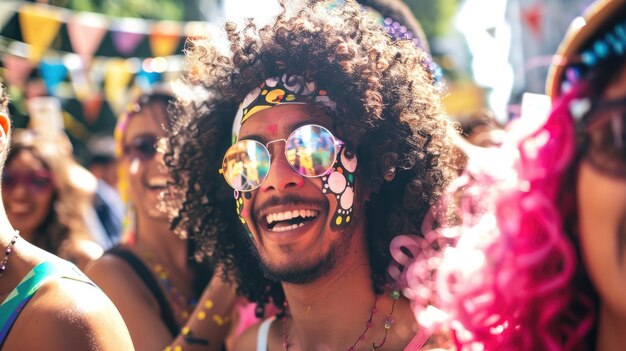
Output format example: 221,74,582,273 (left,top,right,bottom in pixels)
0,259,93,345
